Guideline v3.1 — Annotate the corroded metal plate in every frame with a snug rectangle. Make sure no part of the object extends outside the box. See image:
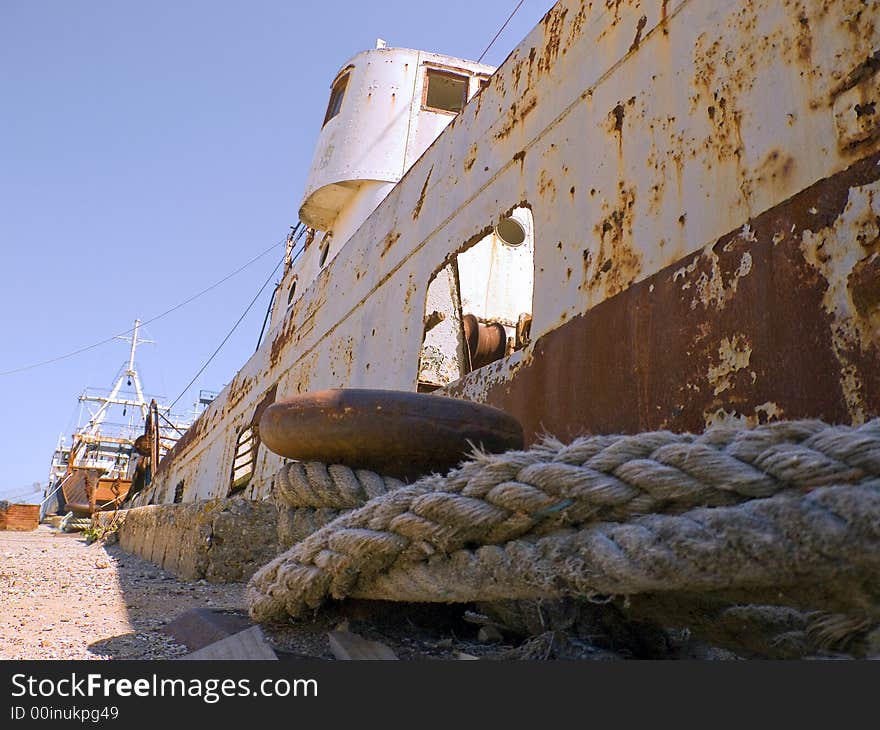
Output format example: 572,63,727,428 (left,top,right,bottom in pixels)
259,388,524,480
